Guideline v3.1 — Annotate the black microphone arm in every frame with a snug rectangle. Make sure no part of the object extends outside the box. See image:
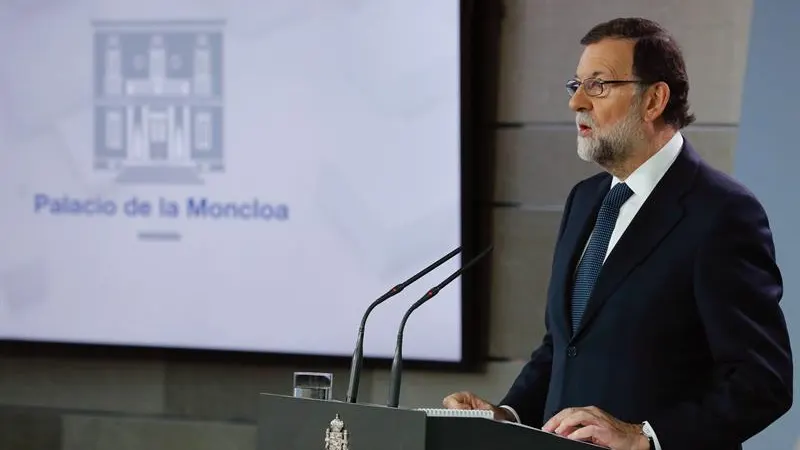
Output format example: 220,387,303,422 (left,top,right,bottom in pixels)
386,245,493,408
345,246,462,404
